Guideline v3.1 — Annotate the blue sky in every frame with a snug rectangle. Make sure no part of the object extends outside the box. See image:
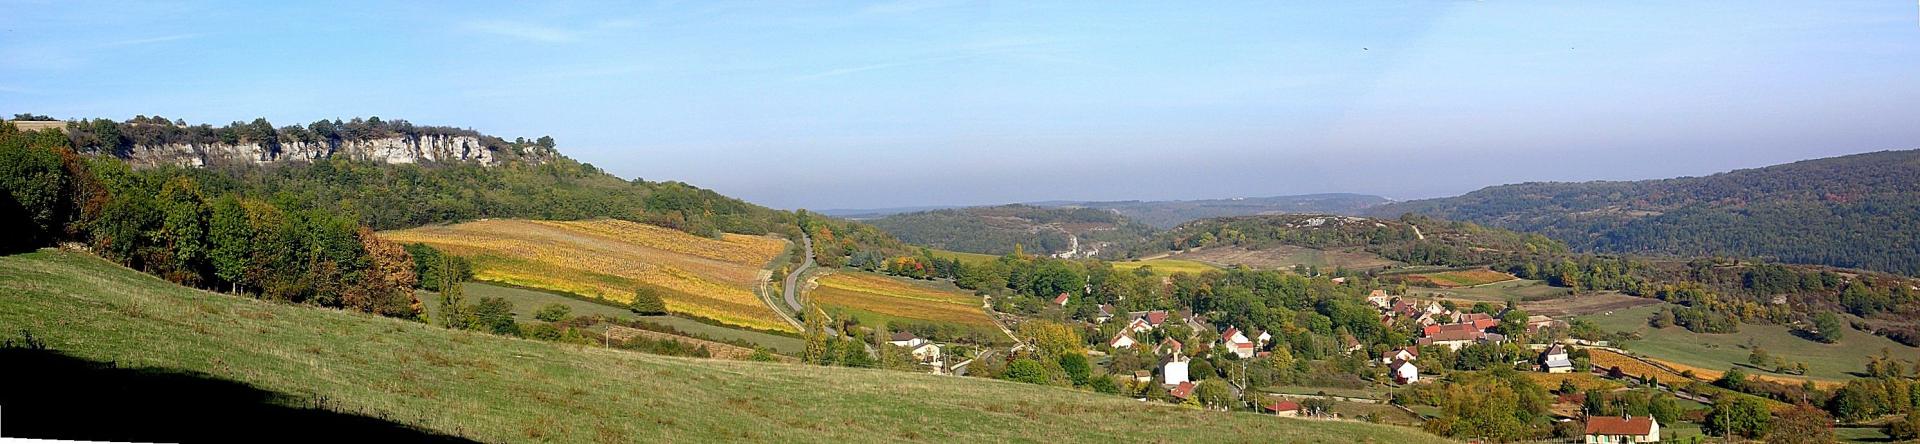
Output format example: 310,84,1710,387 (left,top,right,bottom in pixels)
4,1,1919,210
